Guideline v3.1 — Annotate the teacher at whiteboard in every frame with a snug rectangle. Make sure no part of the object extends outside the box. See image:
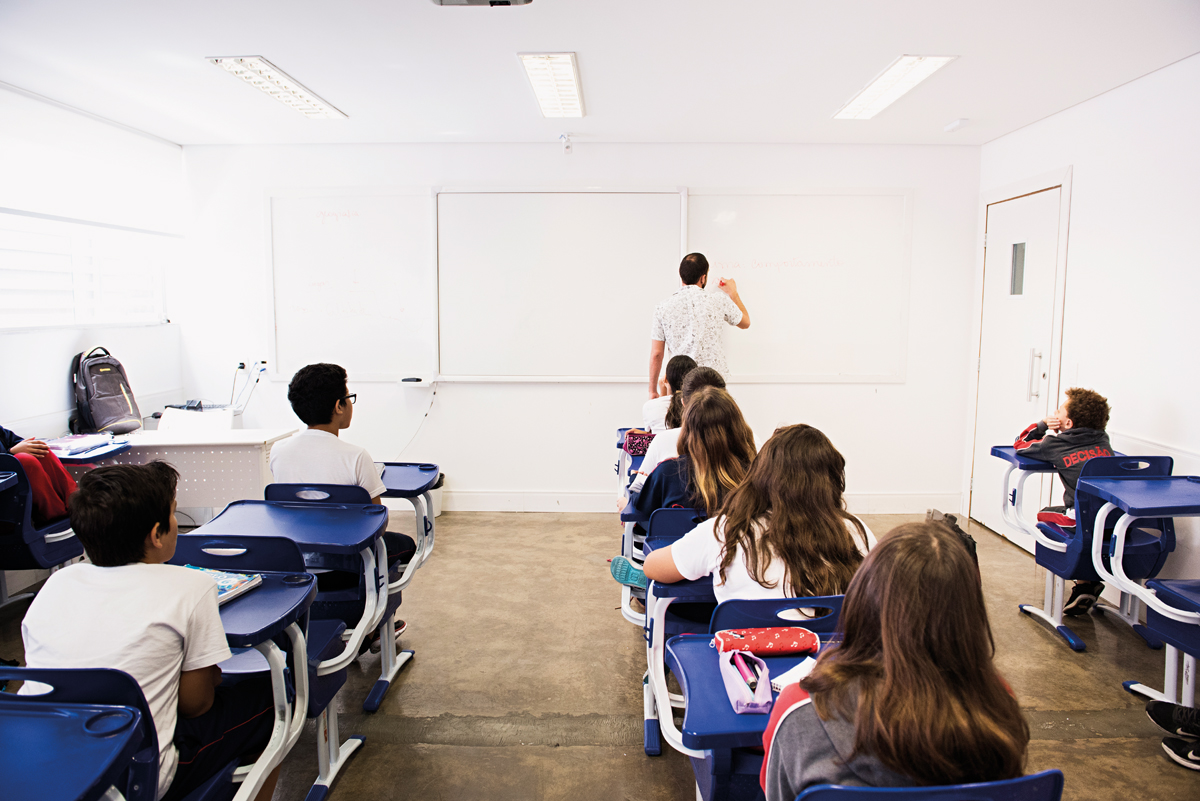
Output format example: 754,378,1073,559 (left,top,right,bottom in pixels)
648,252,751,398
